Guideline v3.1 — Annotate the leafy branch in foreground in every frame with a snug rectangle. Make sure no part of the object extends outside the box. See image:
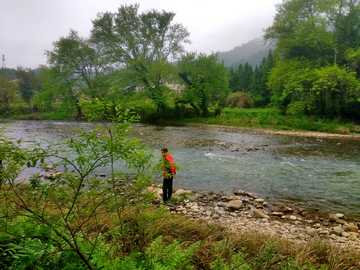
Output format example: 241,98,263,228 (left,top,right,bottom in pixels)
0,100,157,269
